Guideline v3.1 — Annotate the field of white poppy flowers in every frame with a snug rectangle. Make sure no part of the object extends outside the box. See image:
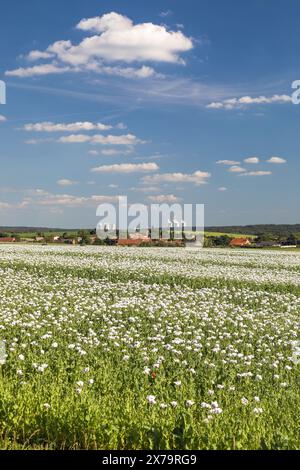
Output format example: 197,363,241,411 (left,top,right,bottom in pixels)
0,244,300,450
